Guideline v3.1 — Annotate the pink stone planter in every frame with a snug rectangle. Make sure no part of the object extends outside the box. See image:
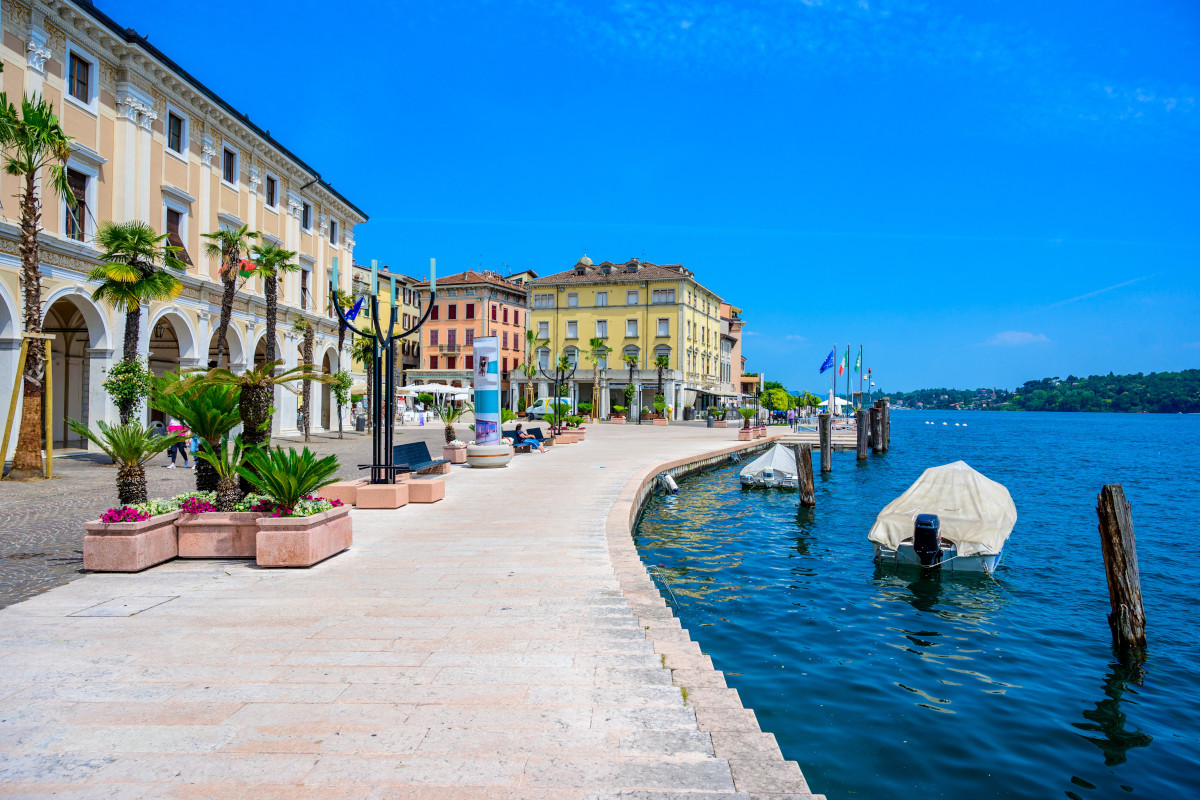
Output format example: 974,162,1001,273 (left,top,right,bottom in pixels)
324,479,369,506
713,420,728,428
176,512,262,558
754,427,767,439
82,511,179,572
609,417,626,424
443,445,468,464
255,506,352,568
556,430,583,444
356,482,410,509
653,418,669,426
737,428,753,441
